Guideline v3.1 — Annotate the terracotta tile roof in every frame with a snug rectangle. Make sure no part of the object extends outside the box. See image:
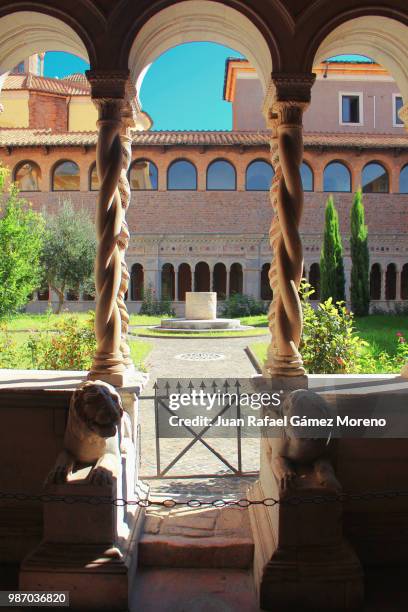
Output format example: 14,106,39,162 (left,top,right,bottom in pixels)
62,73,89,86
0,128,96,146
138,131,408,150
133,130,270,146
0,128,407,149
3,73,90,96
305,132,408,149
